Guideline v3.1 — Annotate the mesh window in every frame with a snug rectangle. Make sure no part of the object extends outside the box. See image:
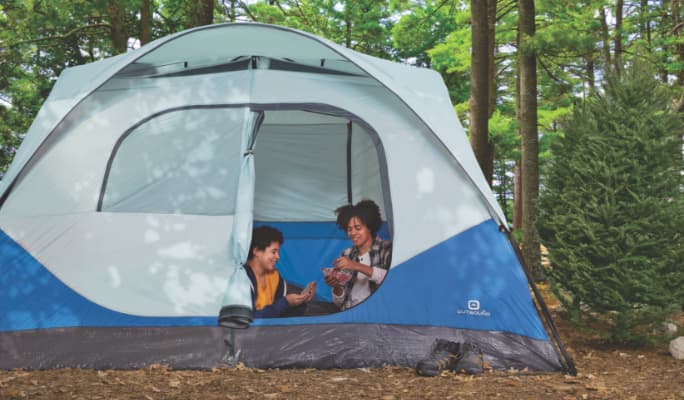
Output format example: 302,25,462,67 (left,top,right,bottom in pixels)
101,107,251,215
